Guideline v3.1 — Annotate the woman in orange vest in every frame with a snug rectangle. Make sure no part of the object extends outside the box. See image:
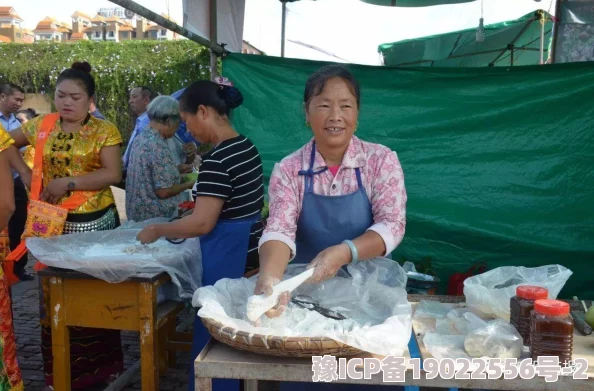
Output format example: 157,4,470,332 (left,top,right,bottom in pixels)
9,61,125,390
